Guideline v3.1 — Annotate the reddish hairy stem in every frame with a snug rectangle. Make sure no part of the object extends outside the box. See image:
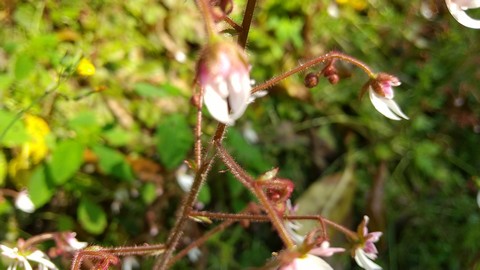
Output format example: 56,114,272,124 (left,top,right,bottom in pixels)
190,211,358,241
251,51,375,94
155,0,256,268
214,142,295,249
167,217,236,267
